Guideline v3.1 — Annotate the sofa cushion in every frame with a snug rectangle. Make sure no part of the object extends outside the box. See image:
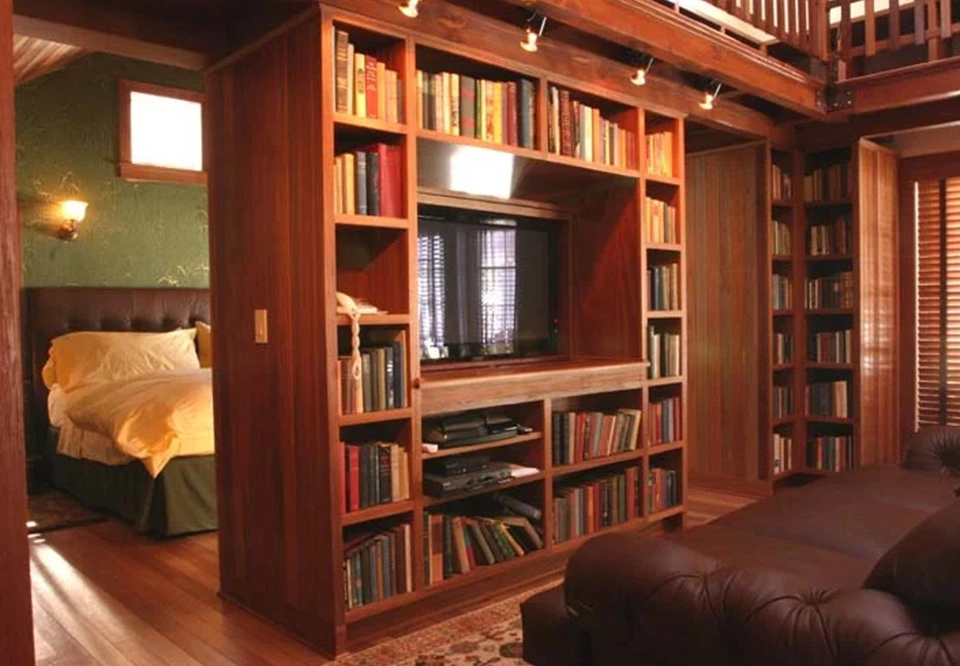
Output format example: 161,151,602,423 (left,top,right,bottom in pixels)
902,426,960,476
864,498,960,606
